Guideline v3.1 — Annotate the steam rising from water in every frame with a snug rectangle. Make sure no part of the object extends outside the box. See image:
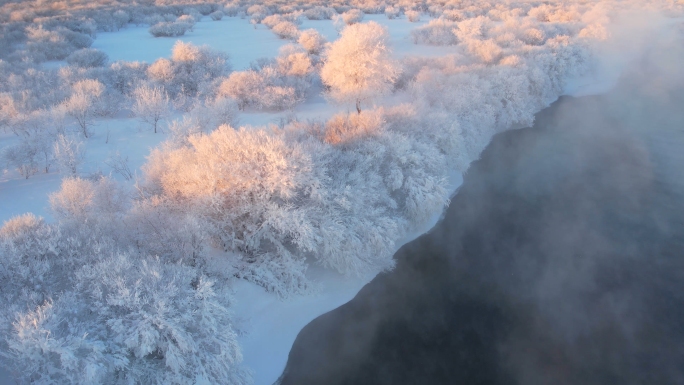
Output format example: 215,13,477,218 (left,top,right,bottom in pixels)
278,27,684,385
